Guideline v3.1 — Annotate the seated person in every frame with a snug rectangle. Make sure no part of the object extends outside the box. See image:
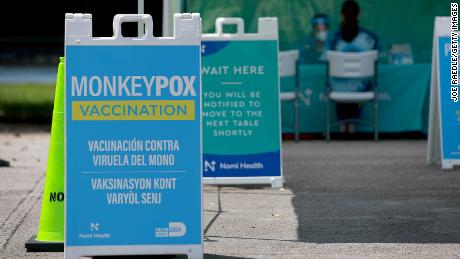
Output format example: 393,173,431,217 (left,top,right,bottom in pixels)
327,0,378,134
299,14,330,63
